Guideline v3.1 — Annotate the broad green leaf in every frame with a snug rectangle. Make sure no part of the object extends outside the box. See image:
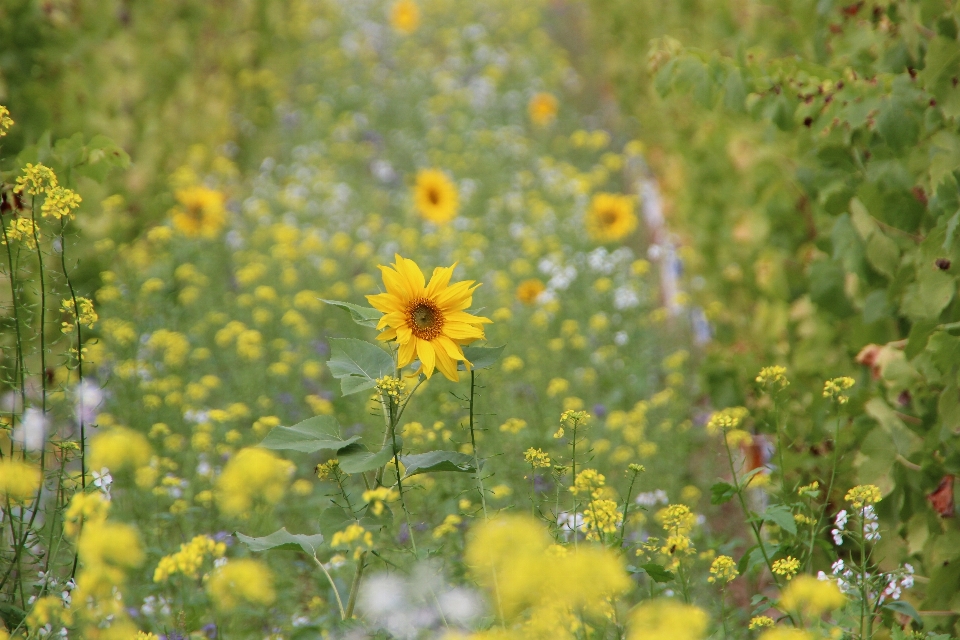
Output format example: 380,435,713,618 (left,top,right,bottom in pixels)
259,415,360,453
864,398,922,456
882,600,923,627
318,506,357,540
338,438,402,474
400,451,478,478
710,481,737,505
459,345,505,371
737,467,765,491
866,231,900,279
900,268,955,321
0,603,26,632
321,300,382,328
639,563,674,583
327,338,394,396
921,37,960,118
761,504,797,535
236,527,325,556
